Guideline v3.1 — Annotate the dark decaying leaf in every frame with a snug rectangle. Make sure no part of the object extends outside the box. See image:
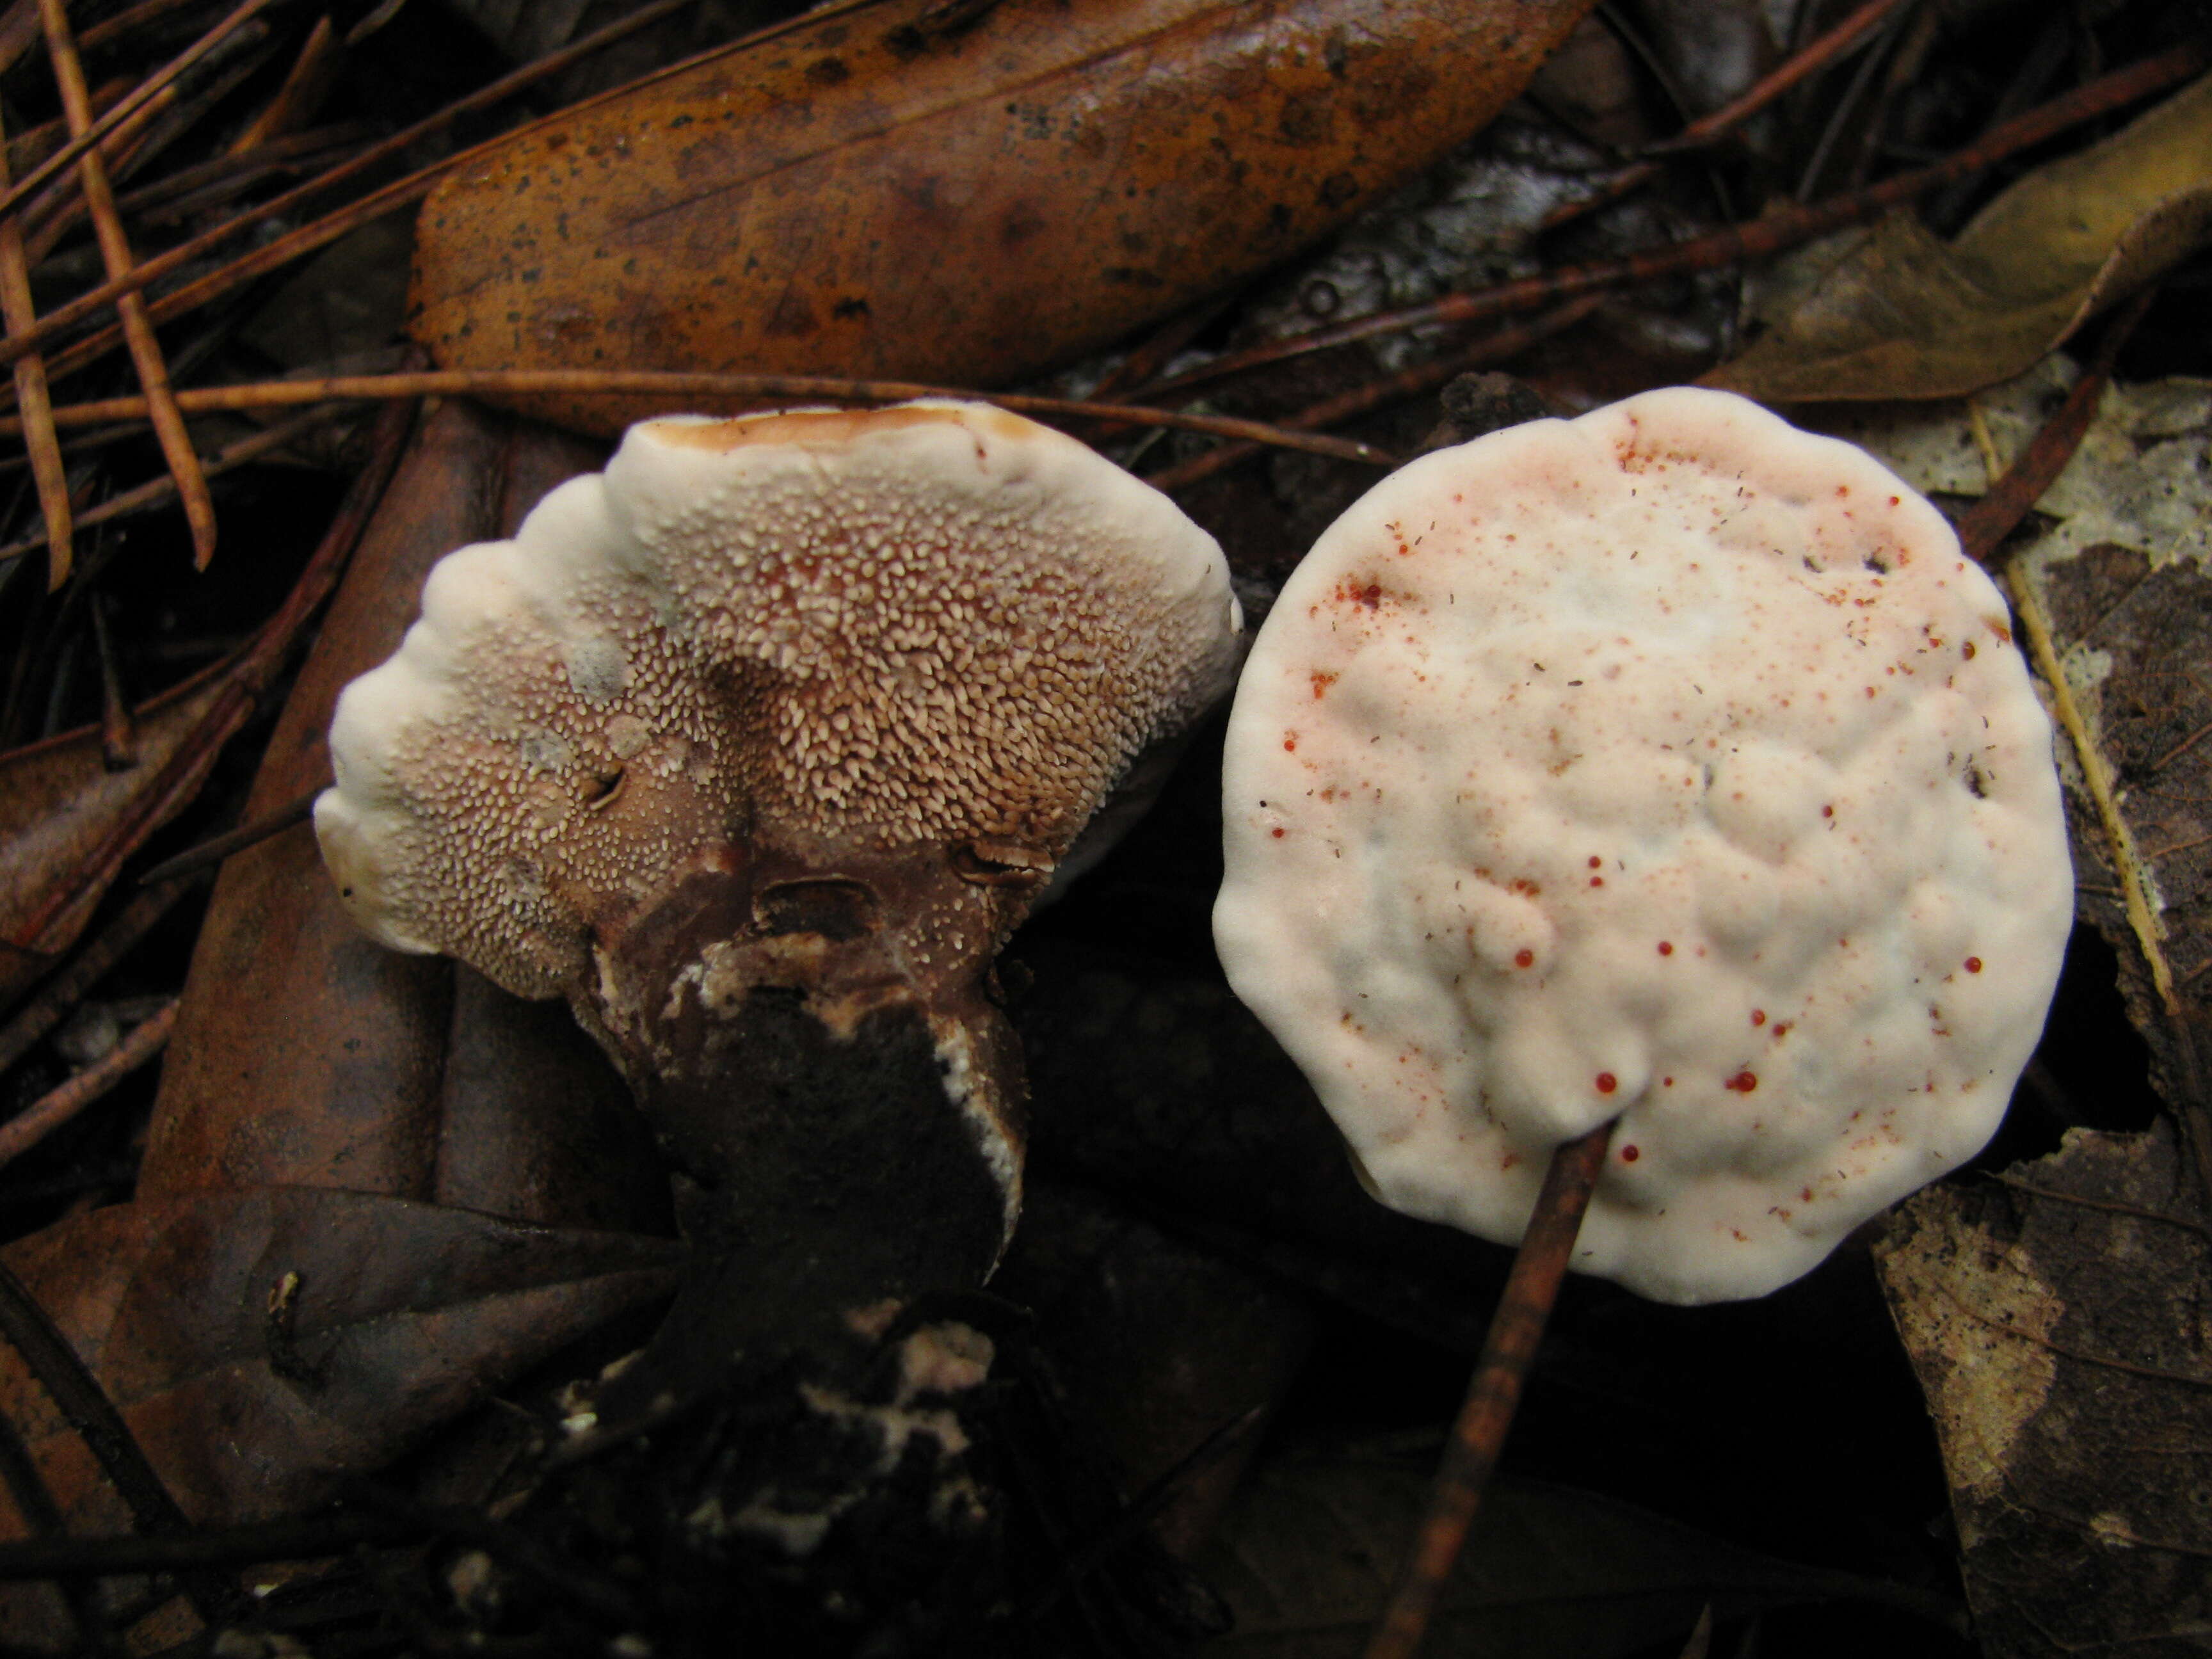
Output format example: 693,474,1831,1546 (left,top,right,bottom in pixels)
1873,1121,2212,1658
0,1185,681,1532
1708,72,2212,403
408,0,1598,434
1195,1447,1957,1659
